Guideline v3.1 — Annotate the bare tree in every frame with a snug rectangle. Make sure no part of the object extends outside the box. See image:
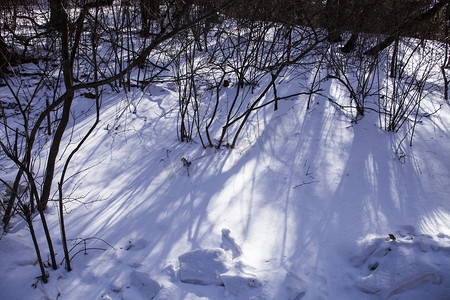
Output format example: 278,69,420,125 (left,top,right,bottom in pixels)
171,17,324,149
